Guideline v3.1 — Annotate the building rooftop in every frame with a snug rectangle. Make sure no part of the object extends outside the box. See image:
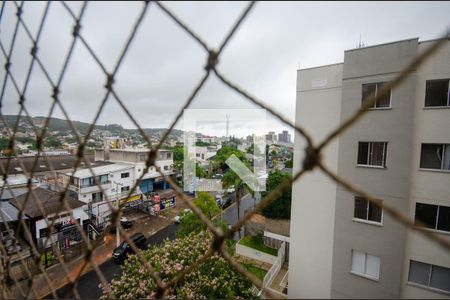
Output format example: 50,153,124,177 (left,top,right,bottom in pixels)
249,213,290,237
0,154,110,175
0,187,29,200
0,200,28,222
108,148,172,153
9,187,85,218
61,163,134,178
